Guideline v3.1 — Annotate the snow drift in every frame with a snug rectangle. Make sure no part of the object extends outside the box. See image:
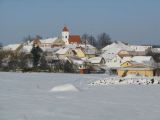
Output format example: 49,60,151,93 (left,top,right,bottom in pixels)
50,84,79,92
89,76,160,86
